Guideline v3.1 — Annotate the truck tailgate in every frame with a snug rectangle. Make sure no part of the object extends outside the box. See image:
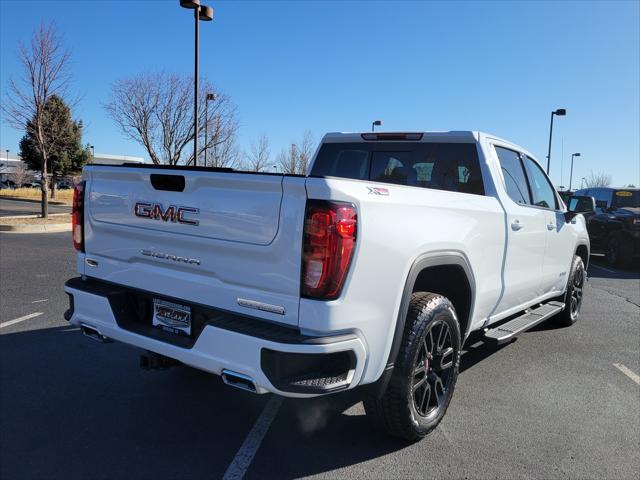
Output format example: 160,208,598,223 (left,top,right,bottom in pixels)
82,166,306,327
